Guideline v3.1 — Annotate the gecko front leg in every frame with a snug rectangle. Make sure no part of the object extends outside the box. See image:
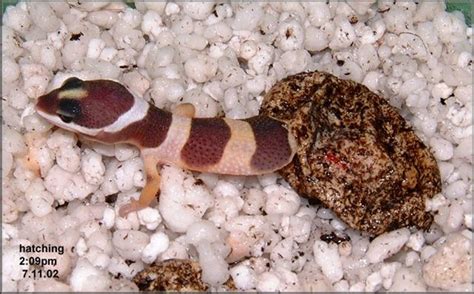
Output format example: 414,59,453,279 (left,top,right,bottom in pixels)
118,155,161,217
118,103,196,217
